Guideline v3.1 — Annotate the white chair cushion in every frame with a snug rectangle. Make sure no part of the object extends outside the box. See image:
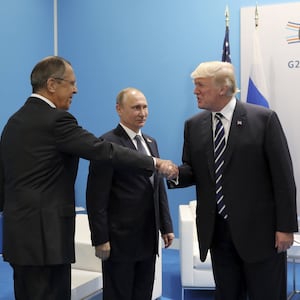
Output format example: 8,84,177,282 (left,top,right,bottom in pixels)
193,268,215,288
287,233,300,263
71,269,102,300
189,200,197,217
193,250,213,270
72,213,162,299
73,214,102,273
179,201,215,289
